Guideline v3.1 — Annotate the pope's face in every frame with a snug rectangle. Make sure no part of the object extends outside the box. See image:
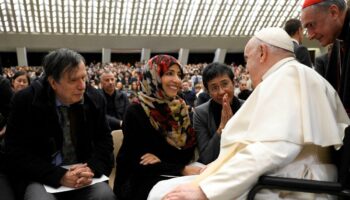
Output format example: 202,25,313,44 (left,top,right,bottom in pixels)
244,40,261,88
